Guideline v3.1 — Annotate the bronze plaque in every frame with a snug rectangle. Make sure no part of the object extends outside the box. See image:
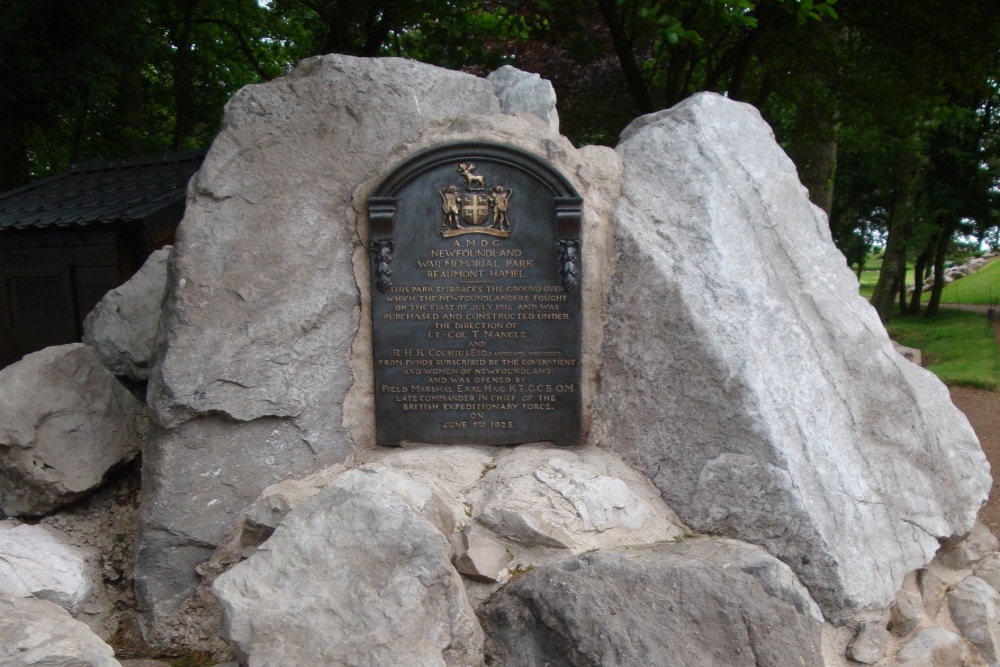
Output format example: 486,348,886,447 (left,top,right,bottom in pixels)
368,143,582,446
